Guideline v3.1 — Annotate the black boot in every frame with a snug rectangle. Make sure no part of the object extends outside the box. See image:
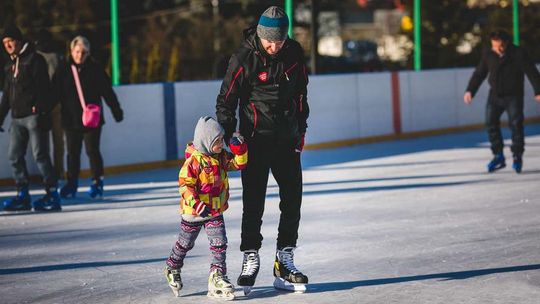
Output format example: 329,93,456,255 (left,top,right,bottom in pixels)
60,180,78,198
